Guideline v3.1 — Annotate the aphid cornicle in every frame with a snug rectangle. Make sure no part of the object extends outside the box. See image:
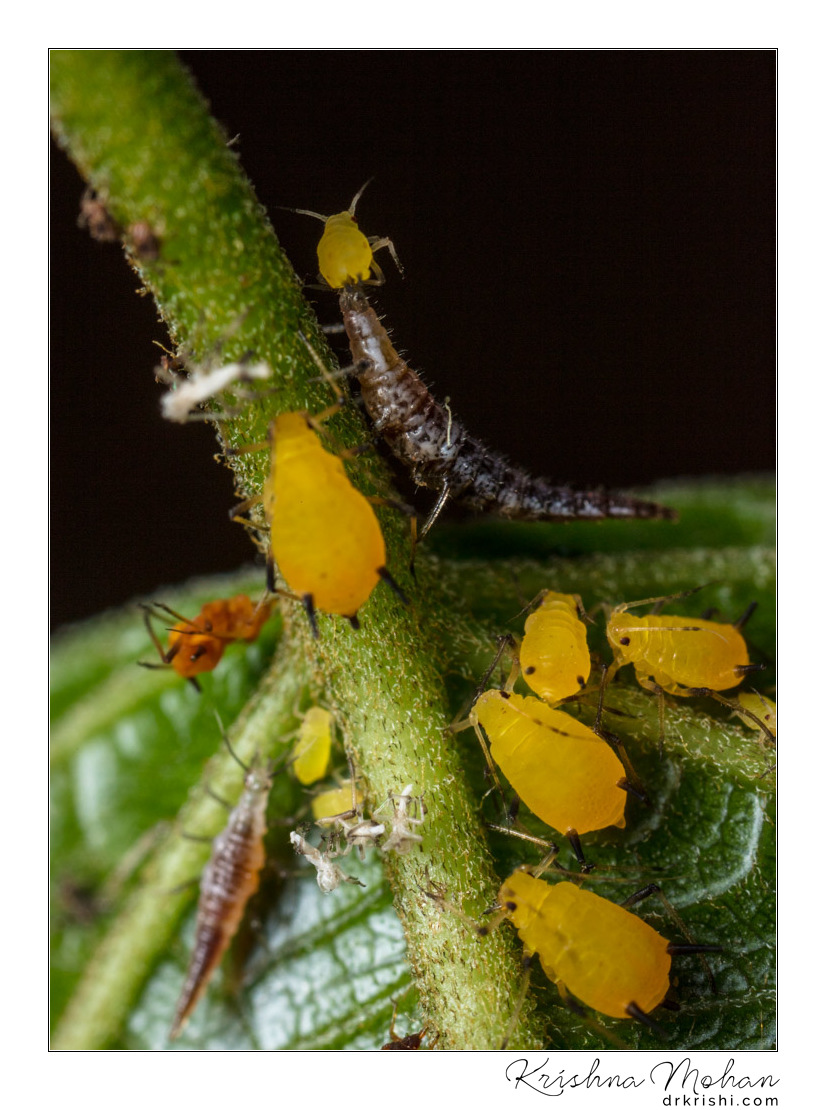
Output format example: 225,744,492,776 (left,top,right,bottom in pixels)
338,286,677,539
170,750,274,1040
519,591,591,705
